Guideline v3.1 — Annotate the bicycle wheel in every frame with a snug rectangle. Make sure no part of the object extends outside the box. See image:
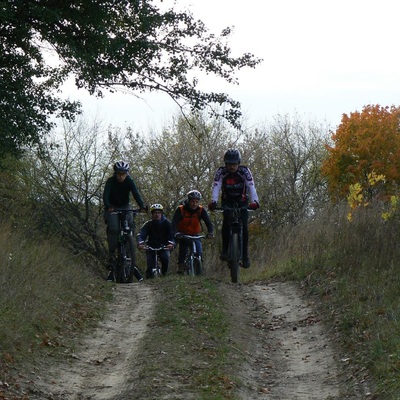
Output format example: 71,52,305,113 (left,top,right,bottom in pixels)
116,243,126,283
124,234,136,283
185,254,195,276
194,256,203,275
153,263,162,278
229,233,240,283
